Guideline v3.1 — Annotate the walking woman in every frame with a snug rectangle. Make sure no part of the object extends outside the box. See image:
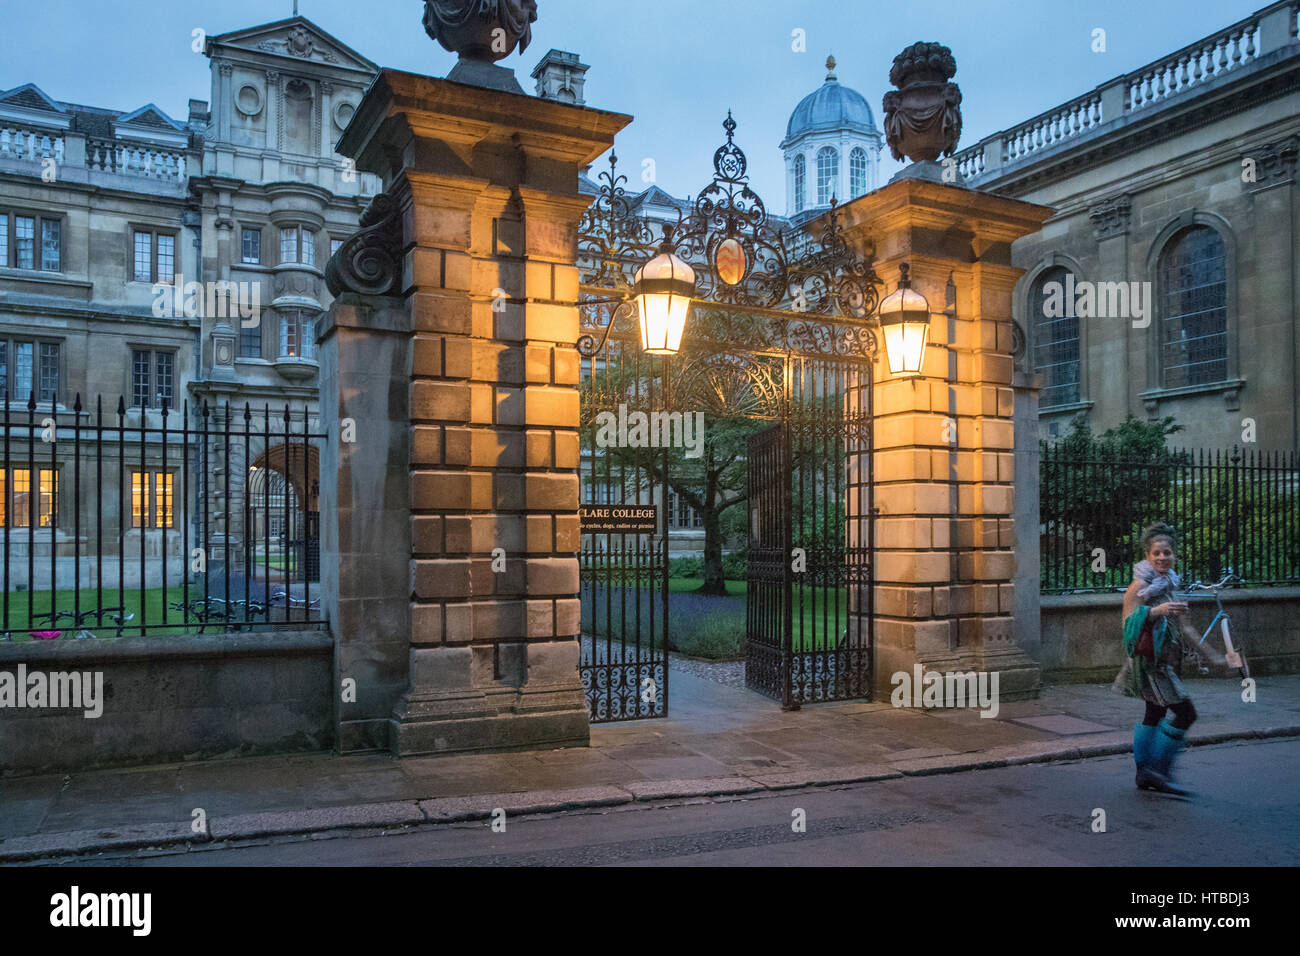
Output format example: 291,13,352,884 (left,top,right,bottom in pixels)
1114,522,1213,796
